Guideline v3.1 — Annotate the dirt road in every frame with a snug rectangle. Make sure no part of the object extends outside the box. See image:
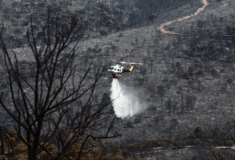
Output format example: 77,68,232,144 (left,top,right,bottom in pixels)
157,0,209,35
